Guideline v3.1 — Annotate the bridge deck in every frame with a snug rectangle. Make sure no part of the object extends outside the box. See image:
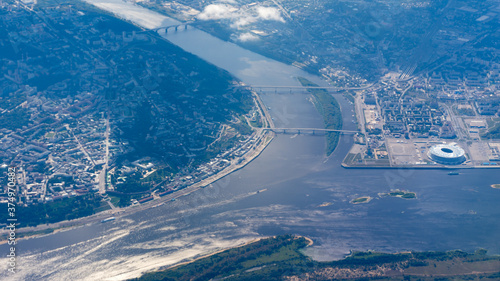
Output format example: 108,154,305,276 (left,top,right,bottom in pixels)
263,128,359,134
